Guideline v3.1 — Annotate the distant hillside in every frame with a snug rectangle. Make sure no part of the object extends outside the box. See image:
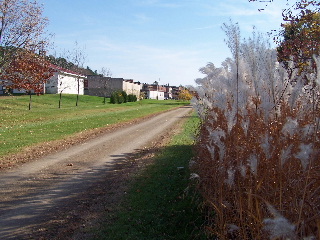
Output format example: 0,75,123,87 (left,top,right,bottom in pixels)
45,55,100,76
